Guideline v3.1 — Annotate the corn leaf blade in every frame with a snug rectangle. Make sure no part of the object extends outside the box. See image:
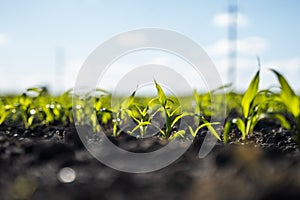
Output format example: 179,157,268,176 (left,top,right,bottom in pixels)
271,69,300,117
241,70,260,118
